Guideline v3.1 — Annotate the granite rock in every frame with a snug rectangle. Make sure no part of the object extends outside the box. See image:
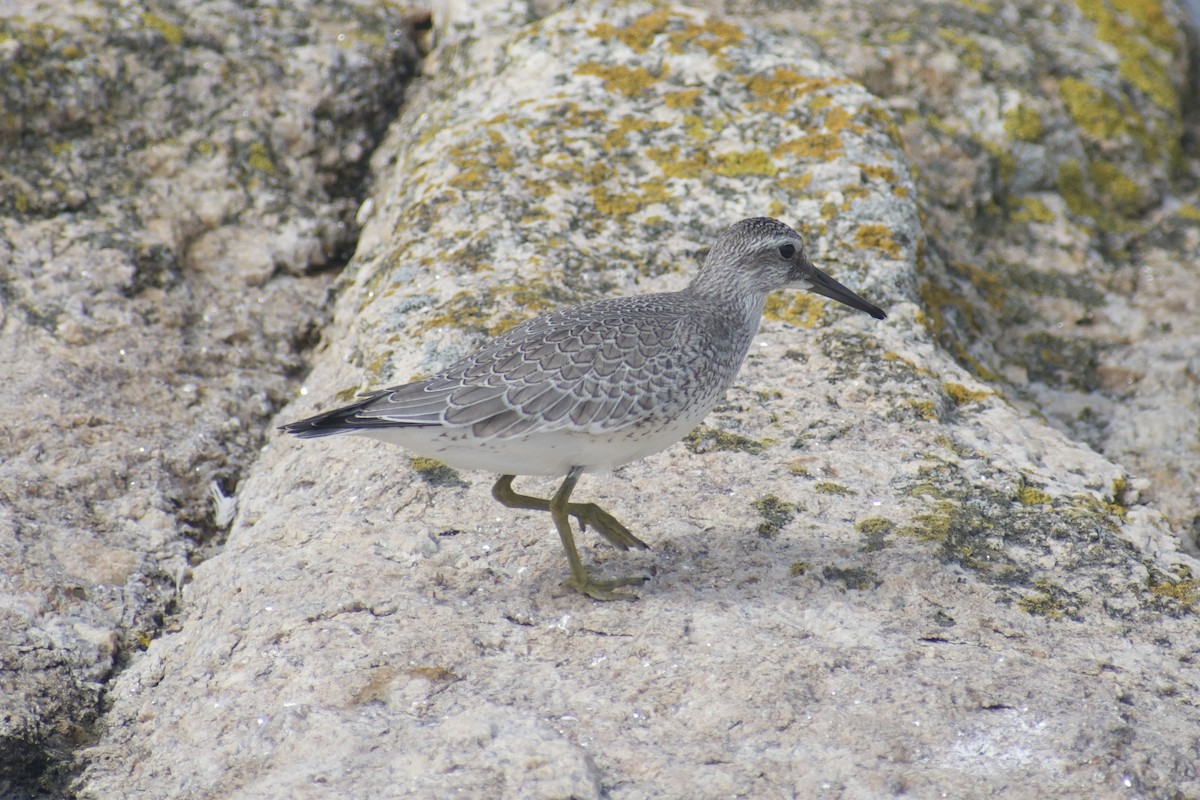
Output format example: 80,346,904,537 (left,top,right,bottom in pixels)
14,0,1198,797
0,0,420,794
